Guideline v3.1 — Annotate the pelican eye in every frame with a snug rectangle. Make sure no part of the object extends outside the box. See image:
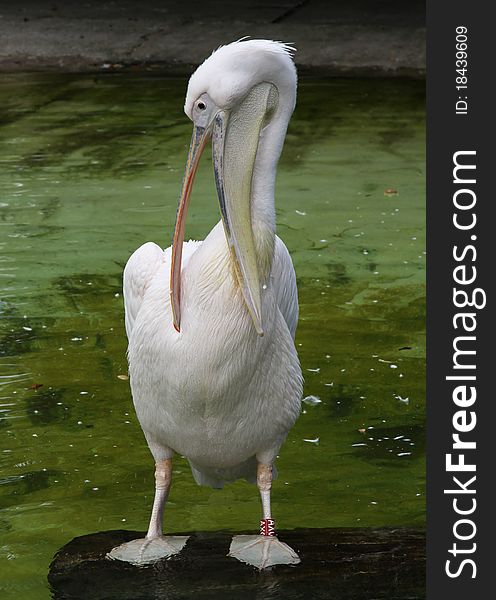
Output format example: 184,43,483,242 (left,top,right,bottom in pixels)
197,101,206,111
